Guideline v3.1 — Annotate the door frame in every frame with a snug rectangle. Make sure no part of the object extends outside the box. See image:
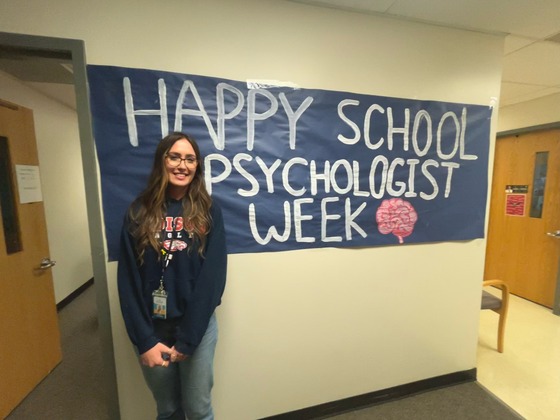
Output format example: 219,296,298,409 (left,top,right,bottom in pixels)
495,122,560,315
0,32,119,417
